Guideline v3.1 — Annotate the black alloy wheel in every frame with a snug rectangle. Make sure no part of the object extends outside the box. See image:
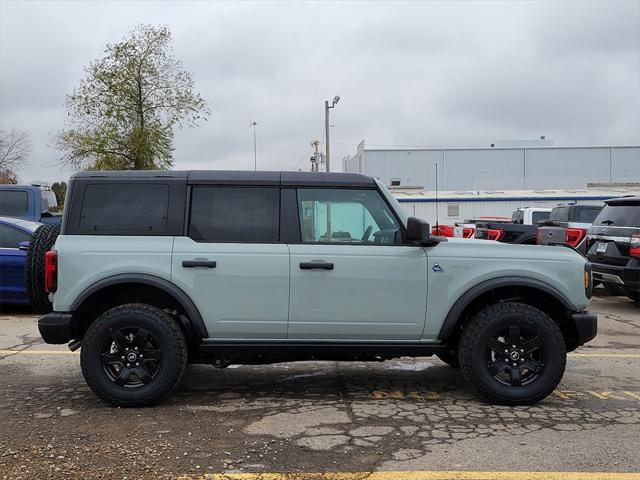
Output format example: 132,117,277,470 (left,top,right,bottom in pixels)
100,327,162,387
486,325,544,387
